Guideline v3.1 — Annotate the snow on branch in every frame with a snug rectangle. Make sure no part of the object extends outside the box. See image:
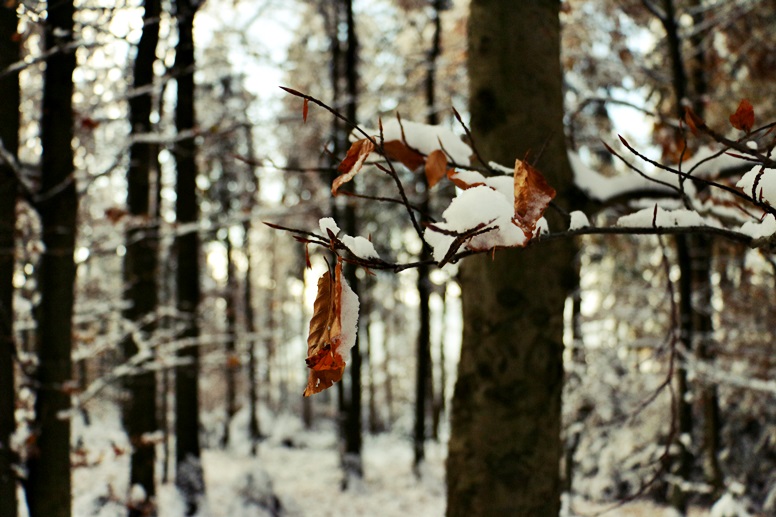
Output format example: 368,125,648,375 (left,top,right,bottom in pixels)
272,89,776,395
